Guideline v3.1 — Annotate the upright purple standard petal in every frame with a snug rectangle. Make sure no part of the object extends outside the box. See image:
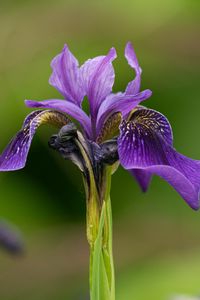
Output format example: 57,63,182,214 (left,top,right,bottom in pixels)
0,110,69,171
125,42,142,95
80,47,117,117
25,99,92,137
49,44,85,106
95,41,152,143
118,108,200,210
